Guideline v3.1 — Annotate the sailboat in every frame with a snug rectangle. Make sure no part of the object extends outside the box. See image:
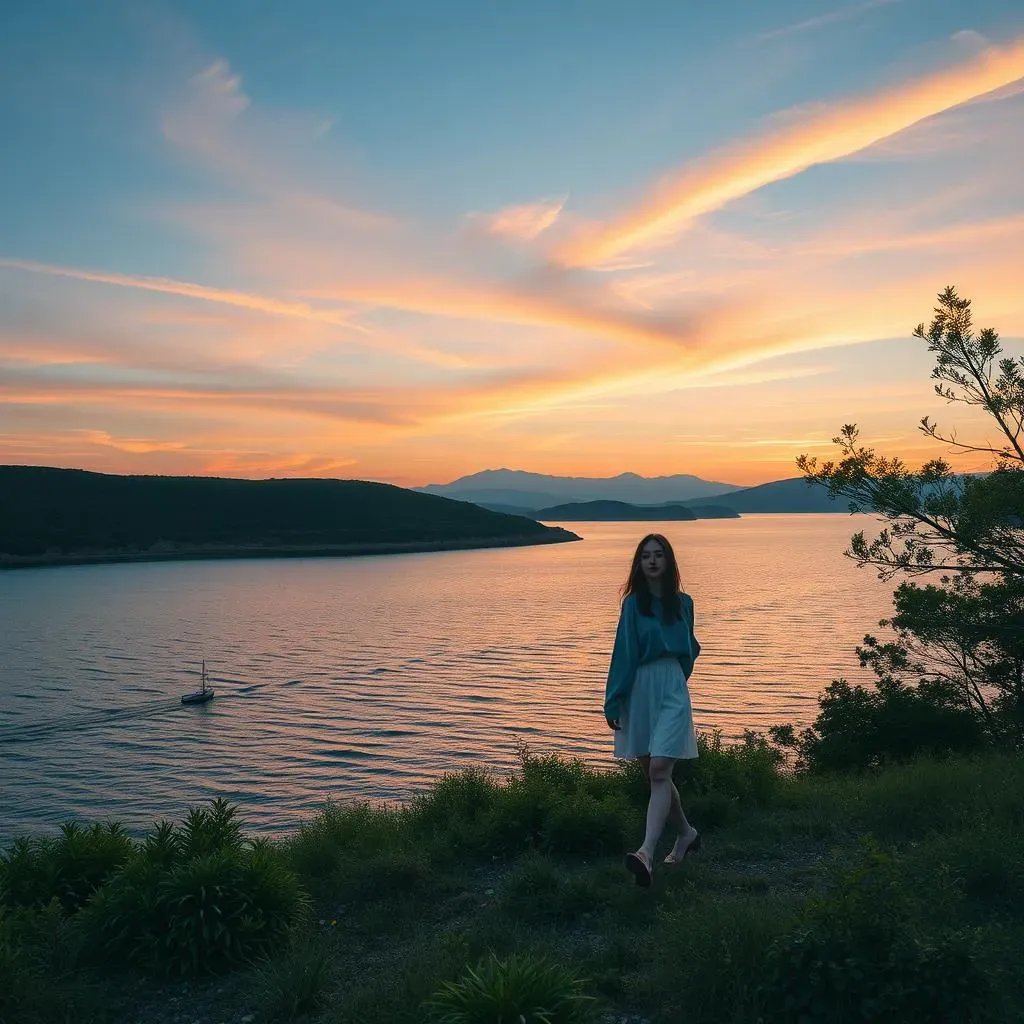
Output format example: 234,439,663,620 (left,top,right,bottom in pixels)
181,660,215,705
